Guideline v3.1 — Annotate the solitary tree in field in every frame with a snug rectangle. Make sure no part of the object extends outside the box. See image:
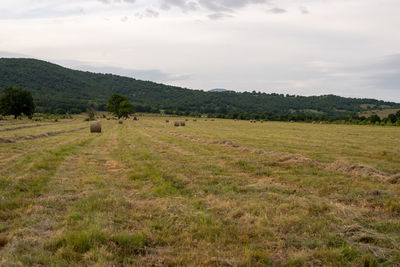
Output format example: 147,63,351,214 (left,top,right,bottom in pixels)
0,86,35,118
107,94,133,119
86,107,96,121
118,100,133,119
